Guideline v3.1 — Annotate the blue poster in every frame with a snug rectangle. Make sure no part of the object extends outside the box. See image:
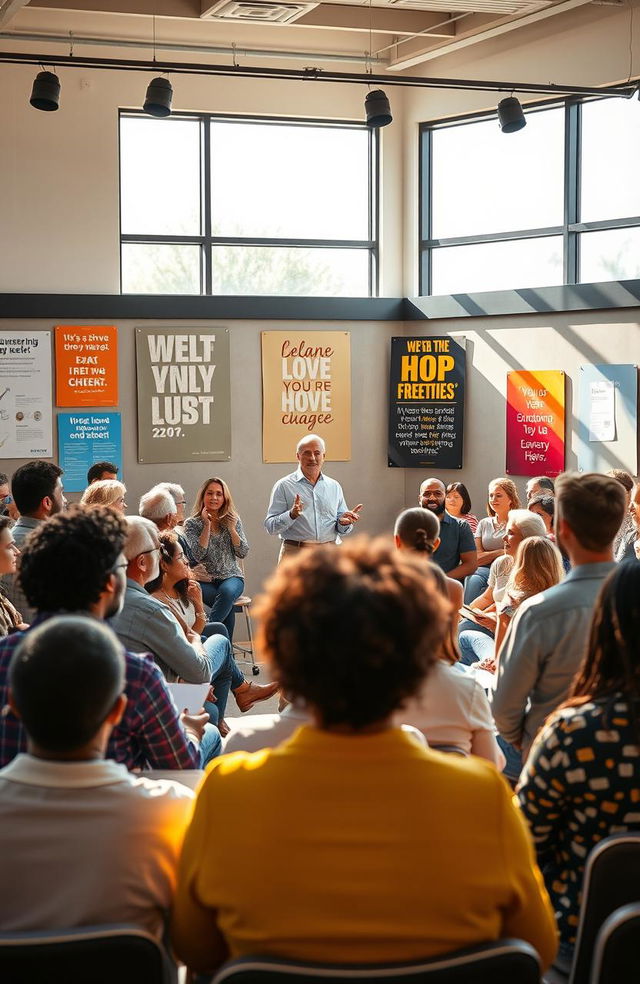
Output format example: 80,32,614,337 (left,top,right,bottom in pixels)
577,365,637,475
57,413,122,492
